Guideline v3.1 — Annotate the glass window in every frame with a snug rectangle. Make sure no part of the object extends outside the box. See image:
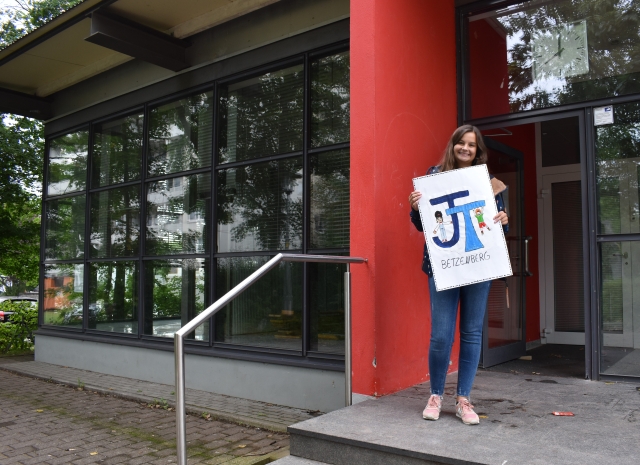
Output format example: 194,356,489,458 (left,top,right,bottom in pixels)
92,112,144,187
599,241,640,377
217,158,303,252
147,92,213,177
218,64,304,164
88,261,138,333
311,51,350,148
310,149,350,249
467,1,640,118
146,173,210,255
214,257,302,351
90,185,140,258
45,194,86,260
43,264,84,327
309,261,345,354
143,258,208,340
595,102,640,235
47,129,88,196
